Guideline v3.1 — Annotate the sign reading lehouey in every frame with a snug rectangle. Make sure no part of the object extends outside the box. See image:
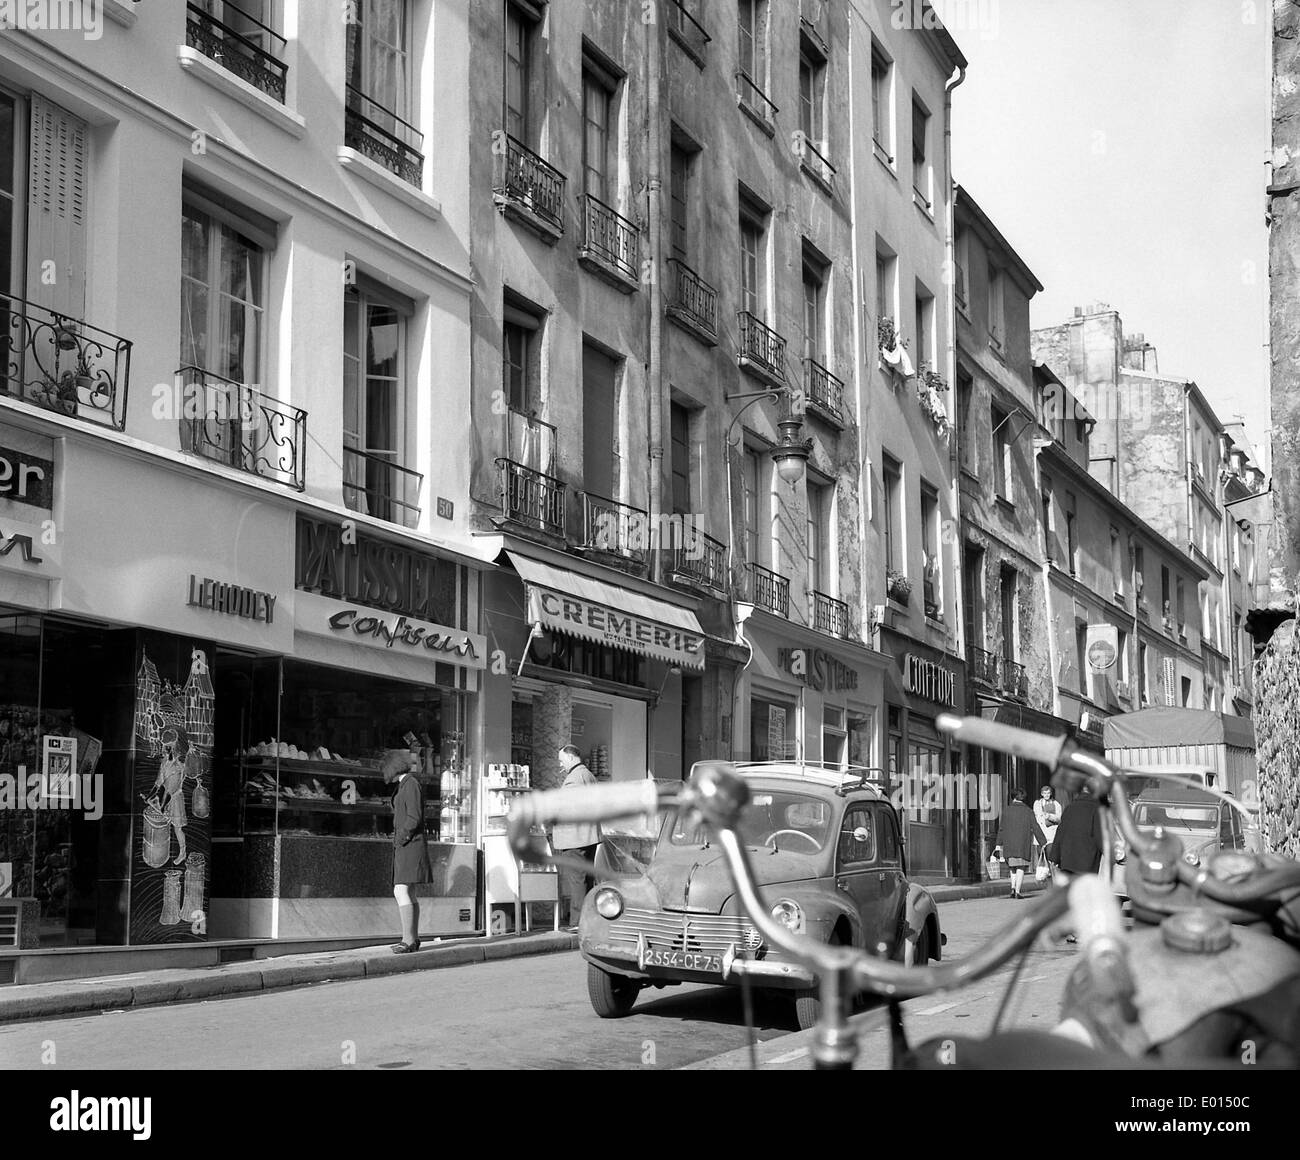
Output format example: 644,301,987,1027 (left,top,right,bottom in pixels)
186,575,277,623
526,586,704,669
